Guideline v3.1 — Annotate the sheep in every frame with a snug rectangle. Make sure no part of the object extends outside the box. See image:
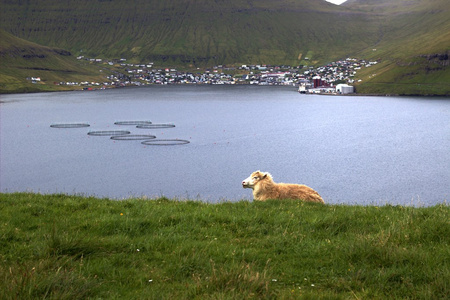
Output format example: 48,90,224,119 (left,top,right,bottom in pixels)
242,171,324,203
